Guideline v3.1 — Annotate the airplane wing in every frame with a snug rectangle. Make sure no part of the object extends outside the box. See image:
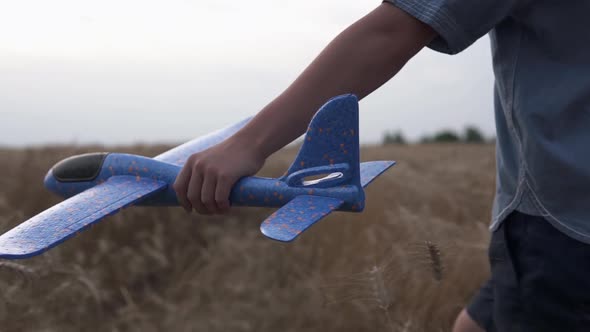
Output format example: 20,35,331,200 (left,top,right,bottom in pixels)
155,117,252,166
260,195,344,242
0,176,167,259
